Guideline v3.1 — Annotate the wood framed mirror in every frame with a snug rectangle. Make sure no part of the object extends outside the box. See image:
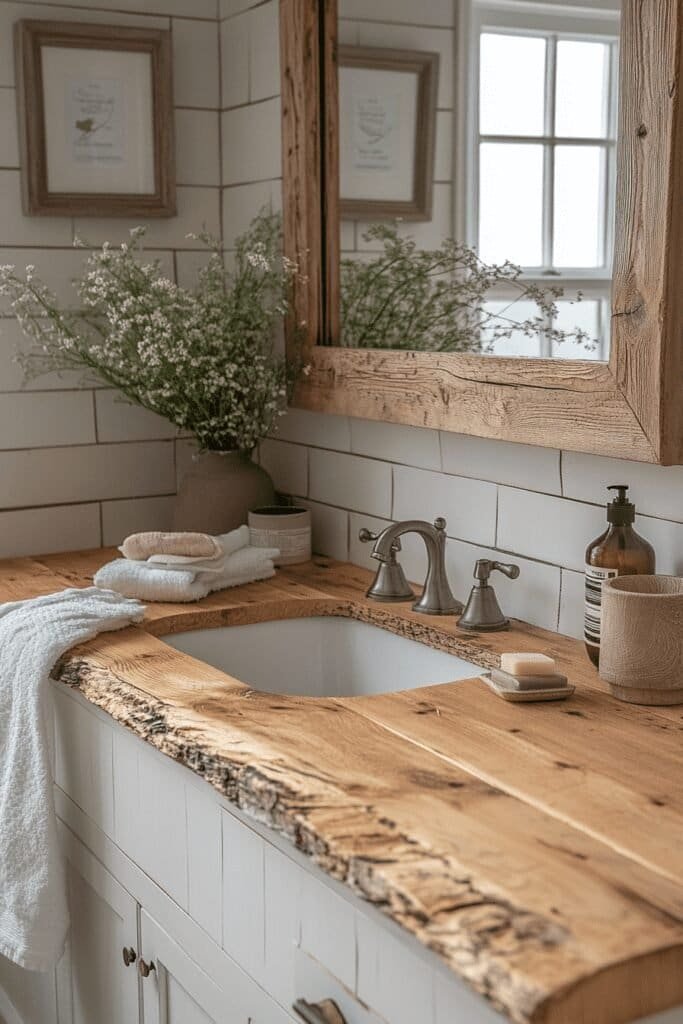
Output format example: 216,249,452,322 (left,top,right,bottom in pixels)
280,0,683,465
